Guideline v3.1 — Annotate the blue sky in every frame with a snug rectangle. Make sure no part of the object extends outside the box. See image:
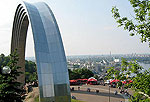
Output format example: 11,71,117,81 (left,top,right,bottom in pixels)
0,0,150,56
